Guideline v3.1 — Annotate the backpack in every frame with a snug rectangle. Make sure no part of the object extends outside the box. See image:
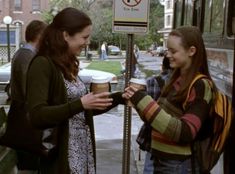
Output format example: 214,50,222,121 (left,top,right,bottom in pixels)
183,74,233,174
